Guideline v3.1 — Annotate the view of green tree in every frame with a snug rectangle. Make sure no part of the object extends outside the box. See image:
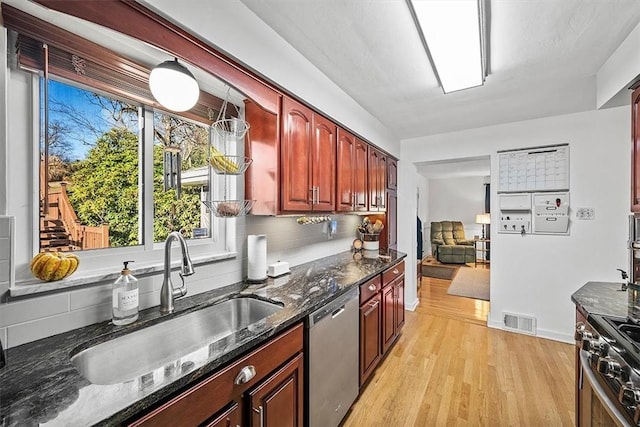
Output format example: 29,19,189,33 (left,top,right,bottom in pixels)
68,128,140,247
